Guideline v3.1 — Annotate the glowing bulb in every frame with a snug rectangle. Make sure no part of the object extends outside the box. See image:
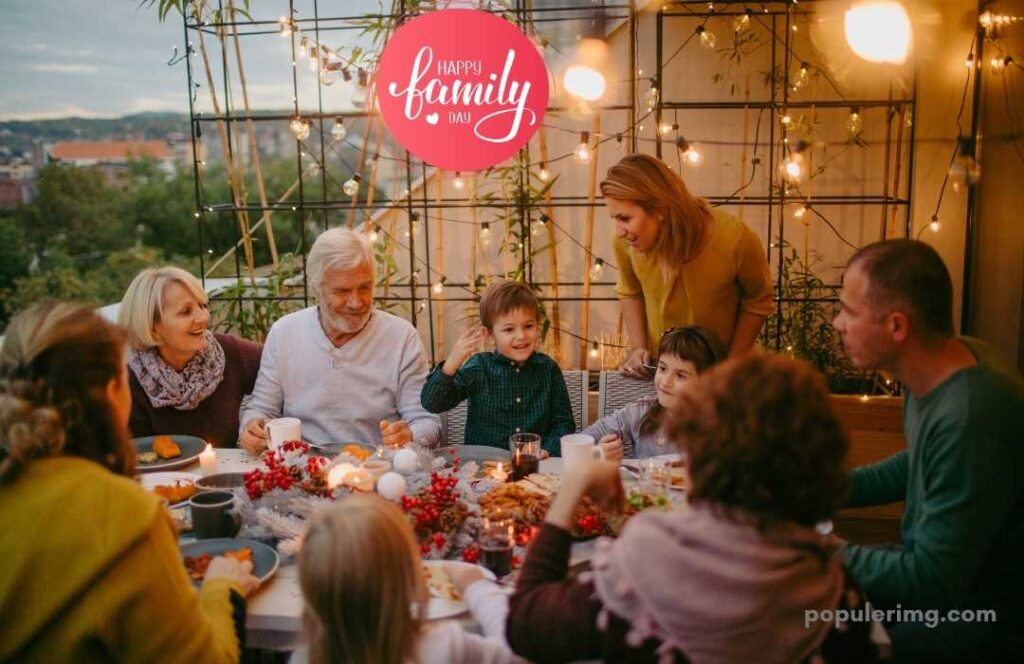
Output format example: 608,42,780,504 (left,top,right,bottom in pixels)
676,137,703,166
563,65,606,102
659,122,675,136
453,172,465,190
351,85,368,108
846,108,863,135
780,114,792,126
903,110,913,128
844,1,912,65
696,25,716,49
538,165,550,182
409,216,422,236
479,223,492,247
794,204,809,219
531,214,549,236
319,68,337,86
589,258,605,281
289,118,310,141
331,118,346,141
573,132,593,164
279,17,292,37
369,226,380,243
929,216,940,232
343,175,361,197
965,53,975,69
643,86,660,111
432,281,444,295
308,160,320,176
589,342,600,359
734,9,752,32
